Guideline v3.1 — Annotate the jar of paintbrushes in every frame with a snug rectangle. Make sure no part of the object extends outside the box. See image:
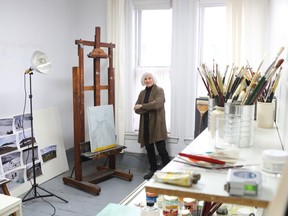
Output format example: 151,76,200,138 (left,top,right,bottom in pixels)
197,47,285,147
224,103,255,148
